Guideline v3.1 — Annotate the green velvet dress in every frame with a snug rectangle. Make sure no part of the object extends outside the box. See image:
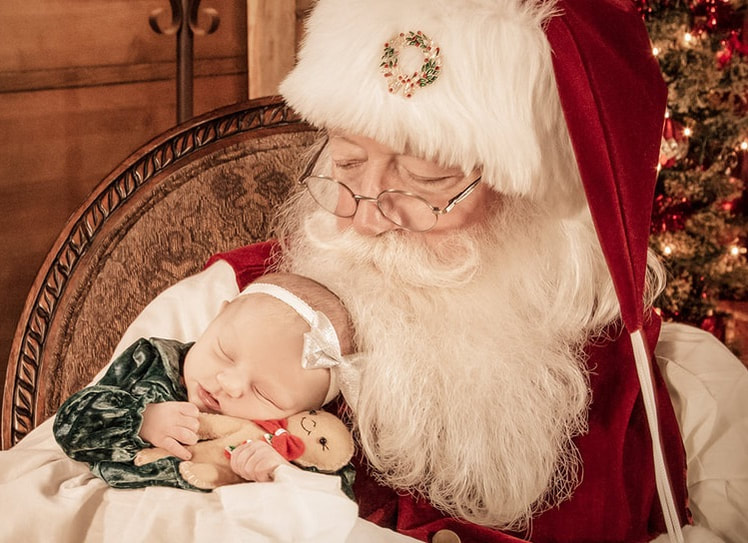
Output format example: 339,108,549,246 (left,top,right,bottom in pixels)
53,337,356,498
53,337,202,490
